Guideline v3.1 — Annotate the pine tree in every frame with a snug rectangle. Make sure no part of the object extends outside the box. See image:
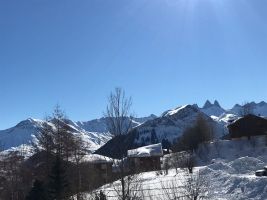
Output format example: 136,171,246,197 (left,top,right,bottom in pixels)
151,129,158,144
47,156,69,200
26,179,48,200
